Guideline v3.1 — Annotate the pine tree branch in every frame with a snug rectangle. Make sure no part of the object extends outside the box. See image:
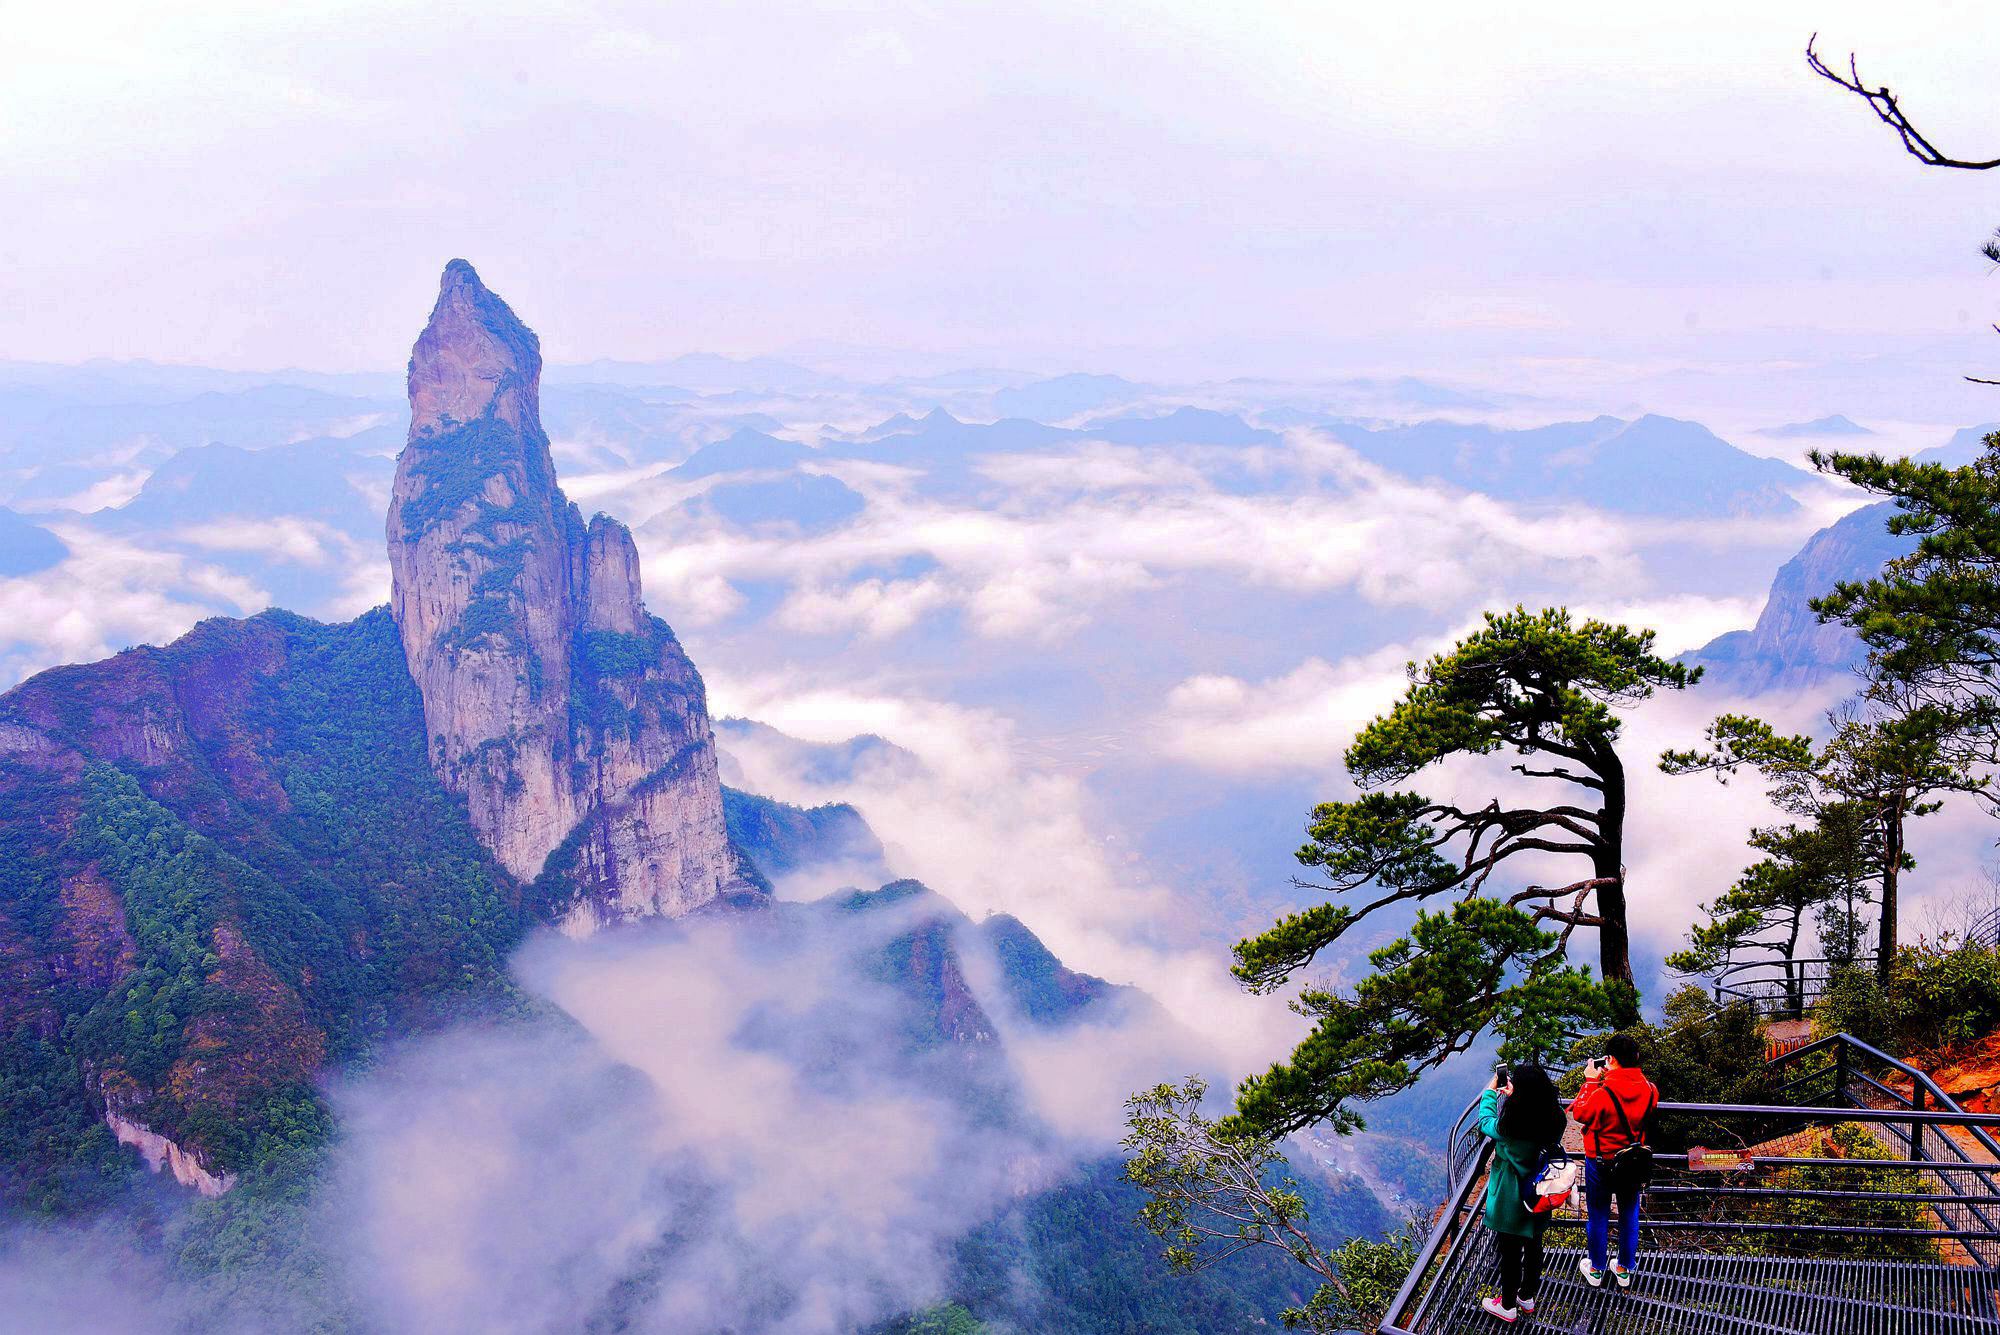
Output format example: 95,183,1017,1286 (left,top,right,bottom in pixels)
1807,35,2000,170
